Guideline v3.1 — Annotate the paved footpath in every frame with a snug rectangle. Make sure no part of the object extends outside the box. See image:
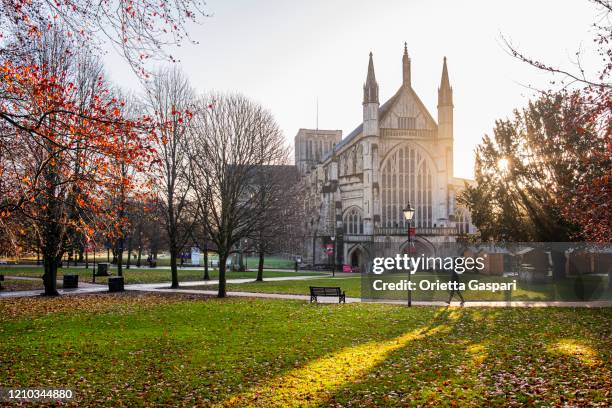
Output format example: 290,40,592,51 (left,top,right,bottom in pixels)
126,286,612,307
1,275,611,307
